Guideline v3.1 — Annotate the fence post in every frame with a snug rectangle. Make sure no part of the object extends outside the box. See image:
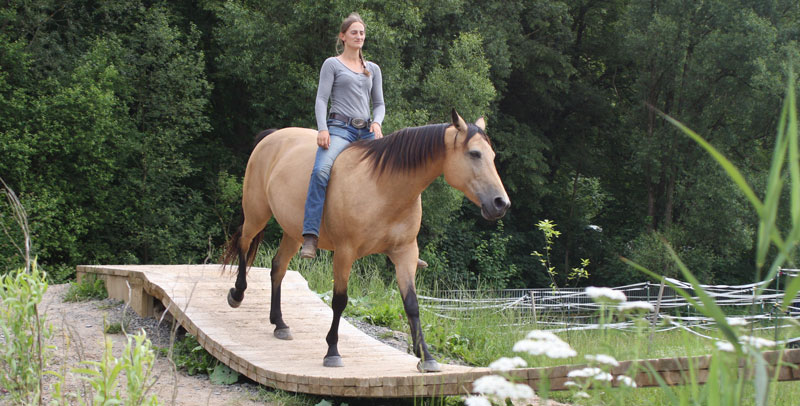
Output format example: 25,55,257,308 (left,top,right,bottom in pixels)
530,290,538,328
648,279,666,352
